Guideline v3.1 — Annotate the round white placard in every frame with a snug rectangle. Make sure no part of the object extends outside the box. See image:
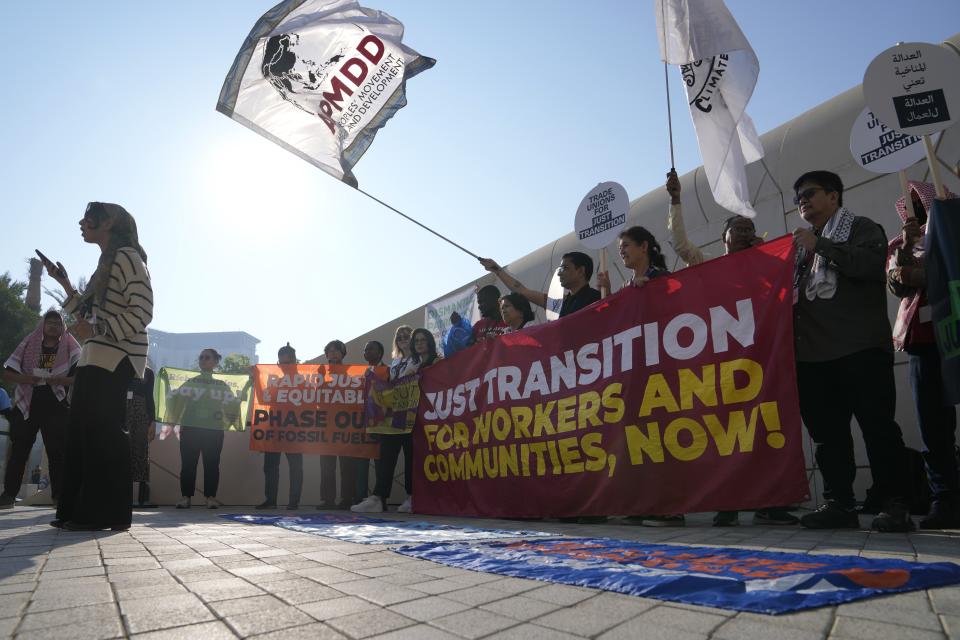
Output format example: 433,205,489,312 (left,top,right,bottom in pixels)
574,182,629,250
863,42,960,136
849,107,940,173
